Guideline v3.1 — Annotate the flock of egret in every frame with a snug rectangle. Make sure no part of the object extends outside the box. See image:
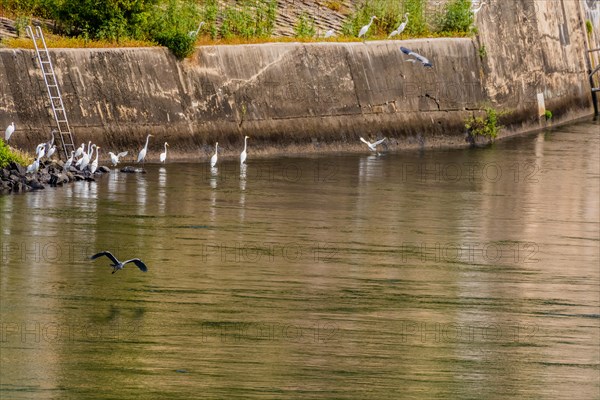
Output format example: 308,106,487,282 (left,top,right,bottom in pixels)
1,3,491,171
